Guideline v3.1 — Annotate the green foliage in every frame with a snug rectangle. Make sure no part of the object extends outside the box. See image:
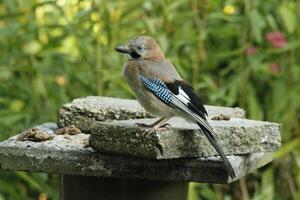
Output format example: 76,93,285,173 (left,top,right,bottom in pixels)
0,0,300,199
